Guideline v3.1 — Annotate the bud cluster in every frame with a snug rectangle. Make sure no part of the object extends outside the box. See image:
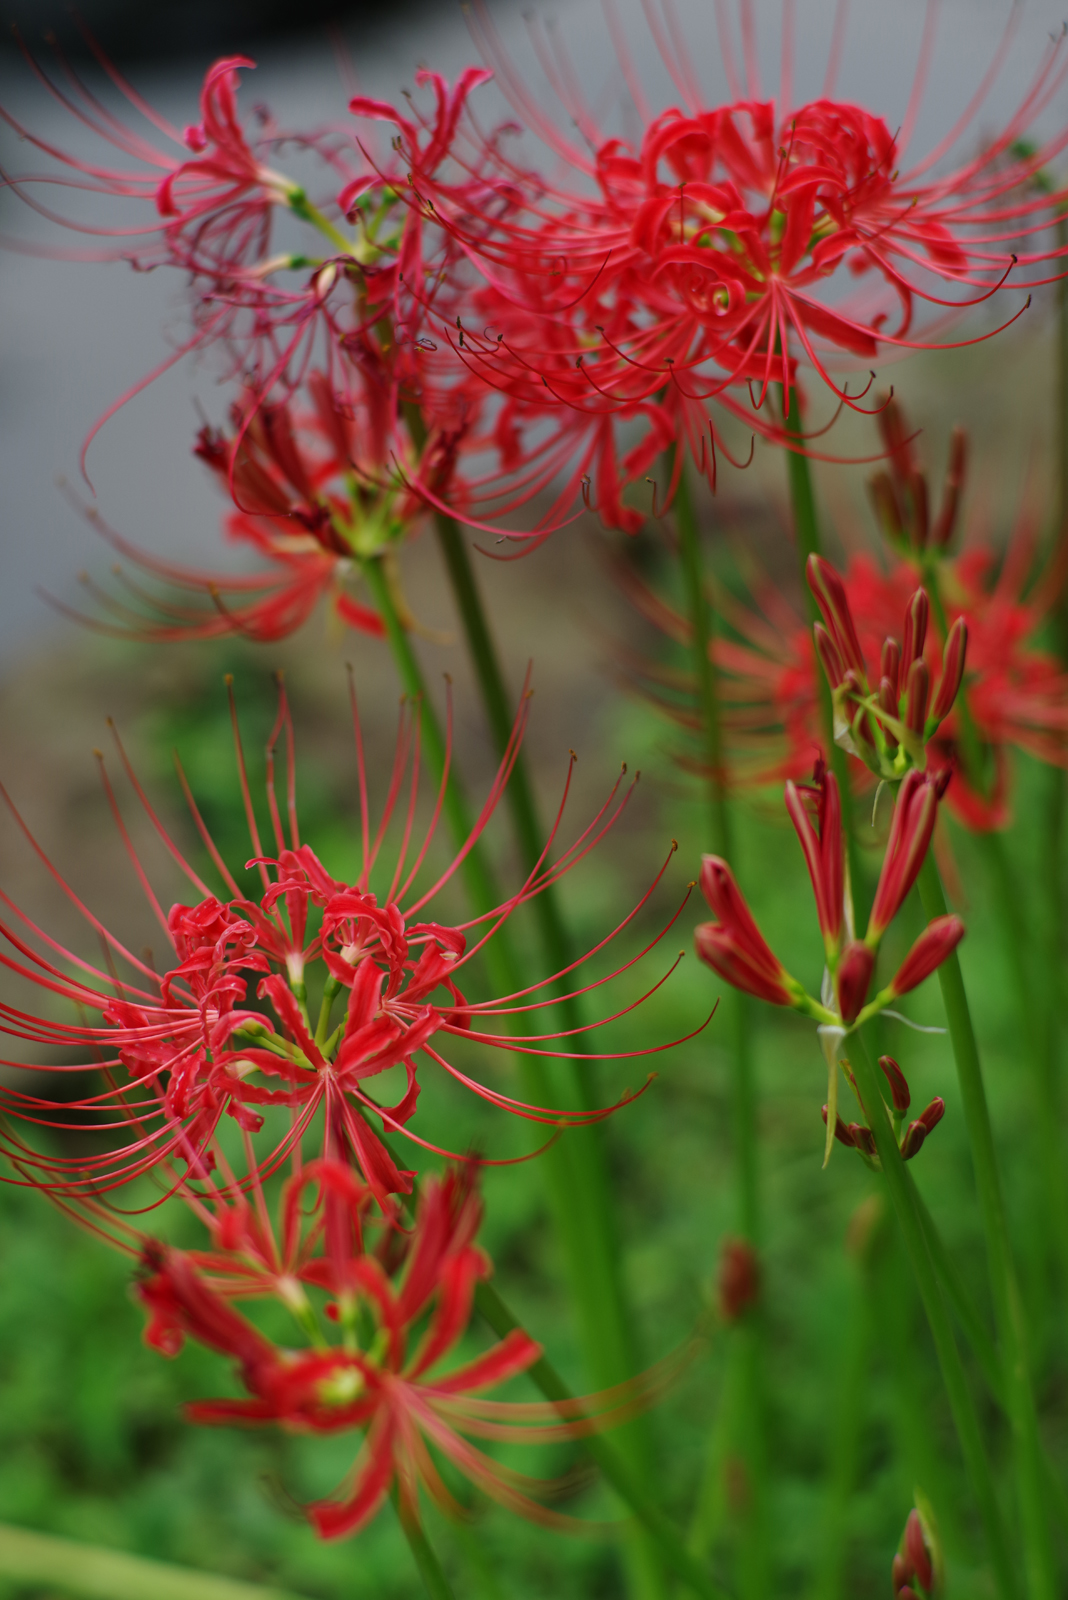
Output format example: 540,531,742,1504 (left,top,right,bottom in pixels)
808,554,968,781
823,1055,945,1169
695,758,963,1165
